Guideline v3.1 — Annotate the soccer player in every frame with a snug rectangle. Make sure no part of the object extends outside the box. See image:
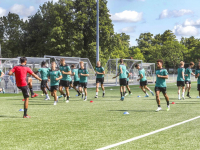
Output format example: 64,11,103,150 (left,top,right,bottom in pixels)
59,58,72,103
71,64,81,96
155,59,170,112
177,61,185,100
78,61,89,101
124,69,132,96
8,57,42,118
95,61,105,98
0,69,5,93
195,61,200,98
35,61,50,100
185,62,195,98
48,61,62,105
112,59,127,100
135,64,154,97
